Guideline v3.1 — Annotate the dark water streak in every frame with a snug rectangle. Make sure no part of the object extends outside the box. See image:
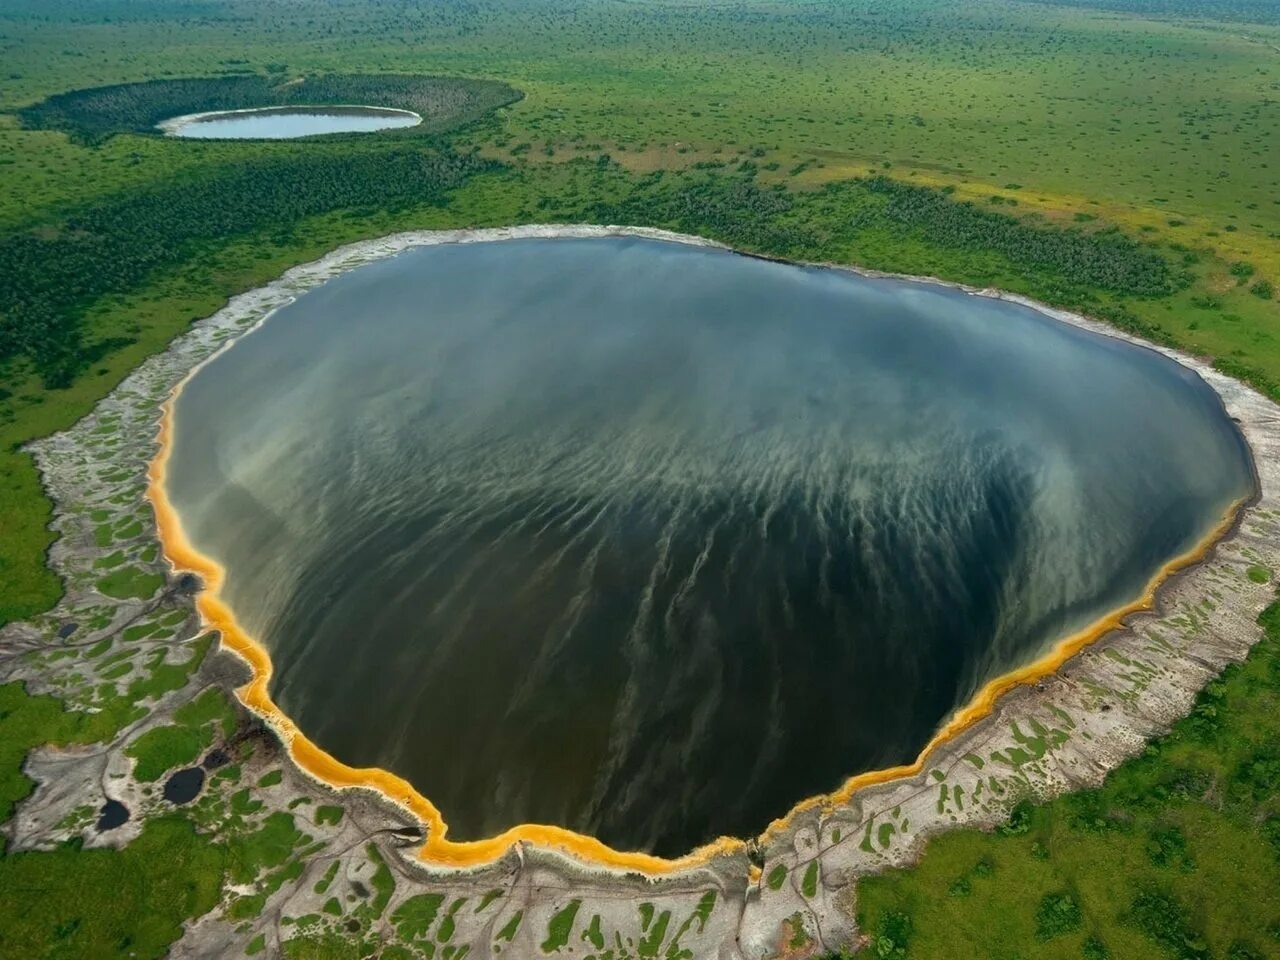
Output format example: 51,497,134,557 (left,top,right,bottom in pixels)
165,237,1254,856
